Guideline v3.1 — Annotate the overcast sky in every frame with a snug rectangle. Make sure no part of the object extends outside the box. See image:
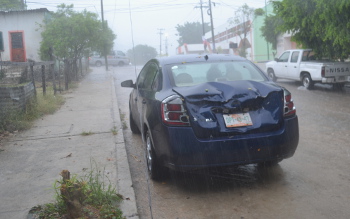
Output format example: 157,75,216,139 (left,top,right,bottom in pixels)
26,0,267,55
